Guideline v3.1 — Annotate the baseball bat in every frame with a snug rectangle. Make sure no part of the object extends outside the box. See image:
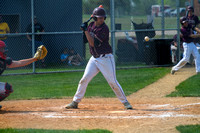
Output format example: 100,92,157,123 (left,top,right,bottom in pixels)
86,16,93,23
